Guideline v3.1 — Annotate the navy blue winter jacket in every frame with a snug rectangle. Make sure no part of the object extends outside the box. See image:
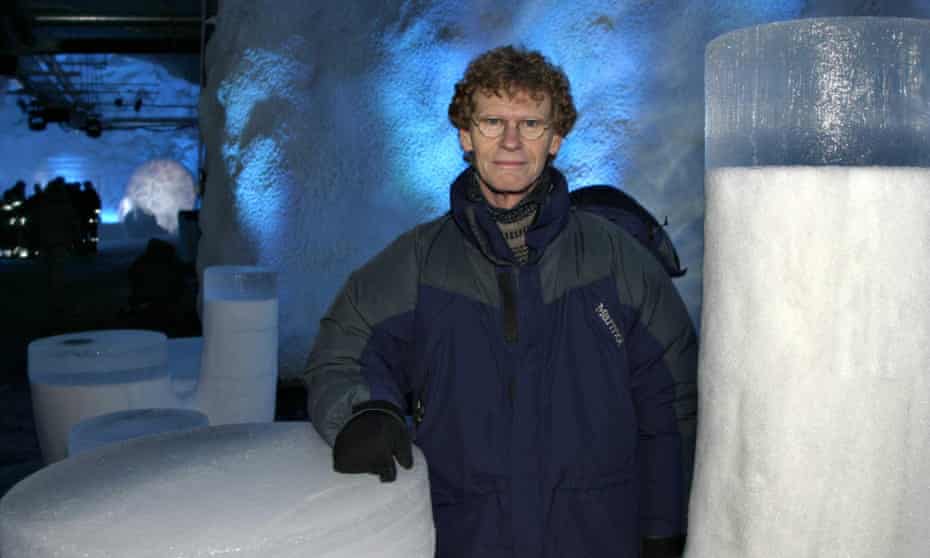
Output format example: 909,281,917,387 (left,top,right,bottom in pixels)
306,167,698,557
